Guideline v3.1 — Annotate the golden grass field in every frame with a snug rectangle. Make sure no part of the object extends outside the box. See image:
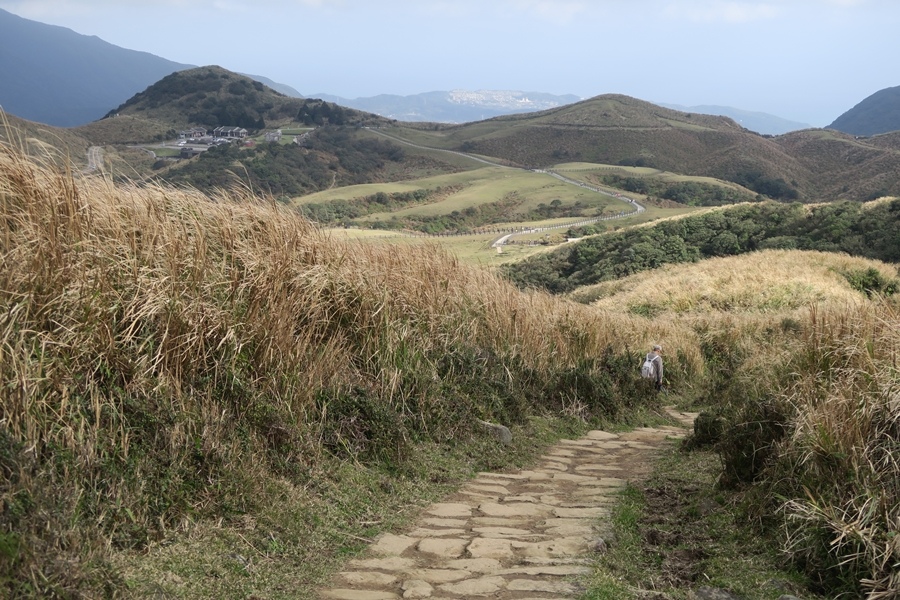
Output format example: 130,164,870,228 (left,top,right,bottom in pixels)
570,249,896,314
2,123,898,598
